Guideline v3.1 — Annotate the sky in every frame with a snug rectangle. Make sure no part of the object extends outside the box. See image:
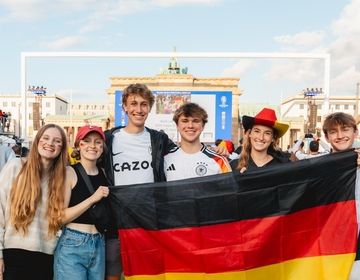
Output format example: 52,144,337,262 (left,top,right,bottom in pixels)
0,0,359,104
